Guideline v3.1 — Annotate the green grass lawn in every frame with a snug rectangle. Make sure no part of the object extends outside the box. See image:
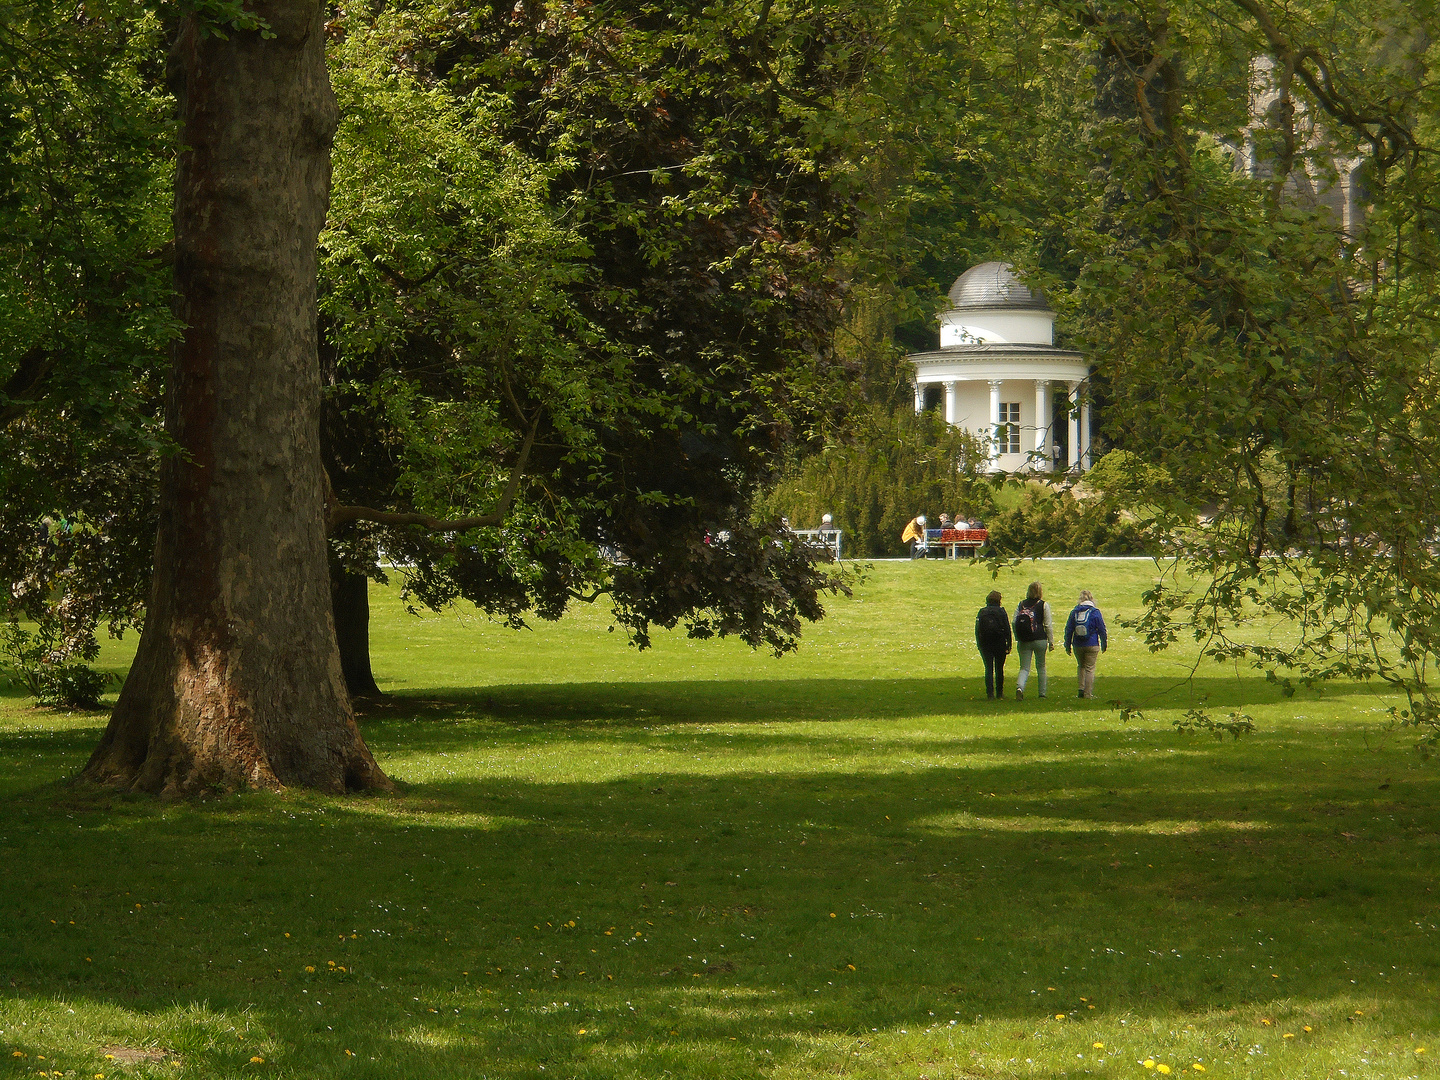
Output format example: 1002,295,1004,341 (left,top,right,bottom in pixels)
1,559,1437,1080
